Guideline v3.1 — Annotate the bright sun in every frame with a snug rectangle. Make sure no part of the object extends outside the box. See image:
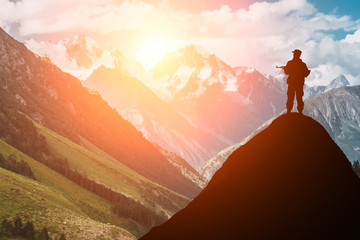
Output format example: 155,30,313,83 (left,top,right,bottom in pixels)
134,40,174,71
